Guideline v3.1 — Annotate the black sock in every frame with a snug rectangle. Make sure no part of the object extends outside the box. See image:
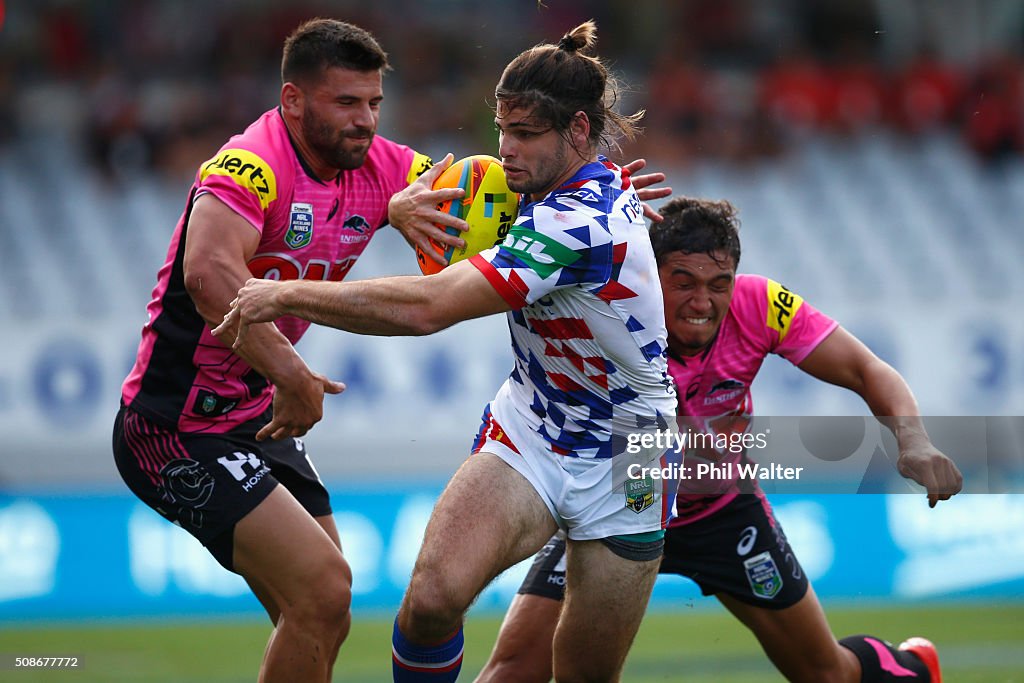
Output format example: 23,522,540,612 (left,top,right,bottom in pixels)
839,635,931,682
